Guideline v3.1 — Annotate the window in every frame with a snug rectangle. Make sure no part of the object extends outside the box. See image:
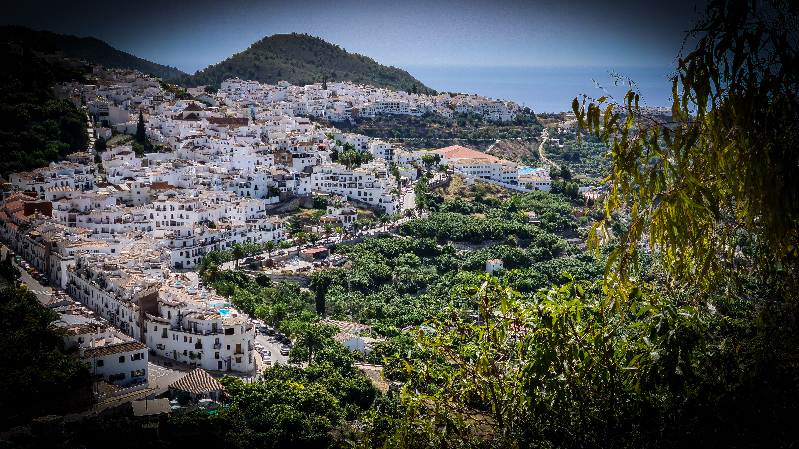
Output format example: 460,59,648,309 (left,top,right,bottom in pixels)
131,369,145,378
111,249,115,253
131,353,142,361
97,359,104,367
118,356,125,363
236,357,242,364
184,336,187,342
215,352,220,359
